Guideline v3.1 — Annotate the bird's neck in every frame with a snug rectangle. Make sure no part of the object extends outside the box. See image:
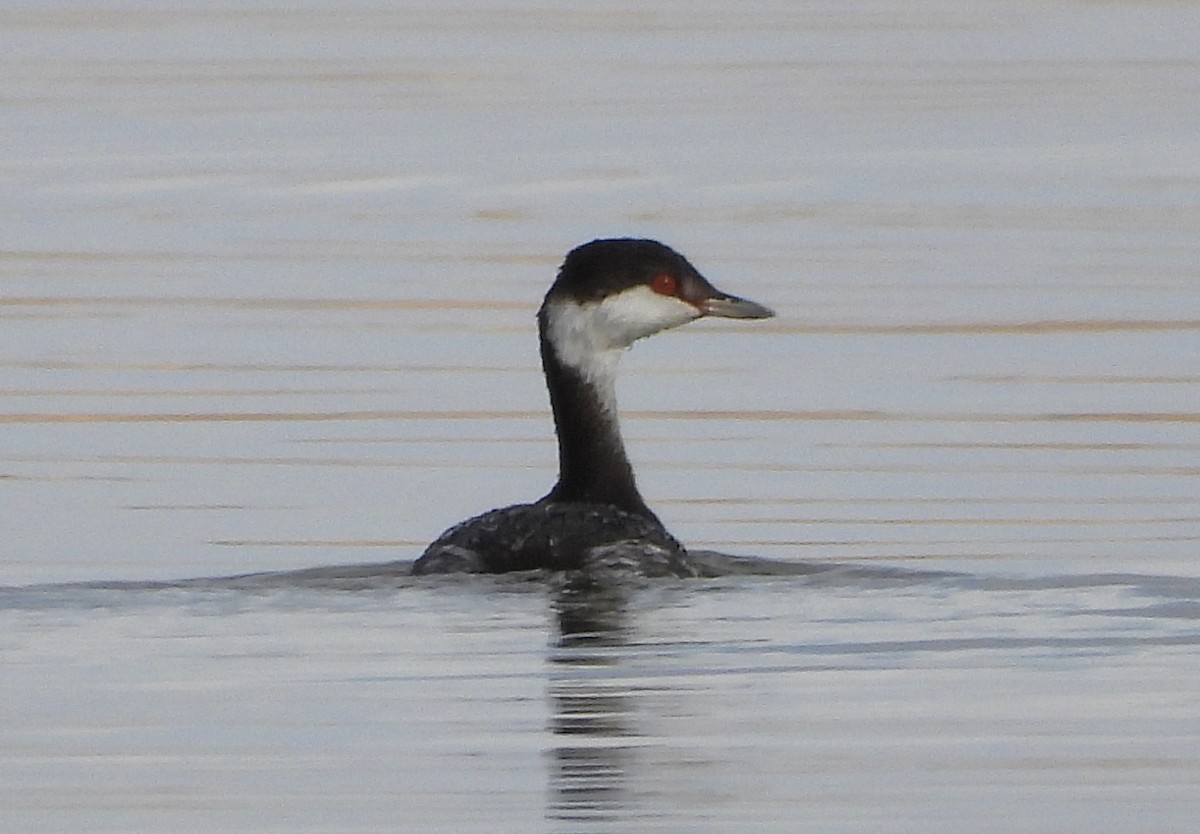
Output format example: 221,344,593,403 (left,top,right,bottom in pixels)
537,302,655,519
